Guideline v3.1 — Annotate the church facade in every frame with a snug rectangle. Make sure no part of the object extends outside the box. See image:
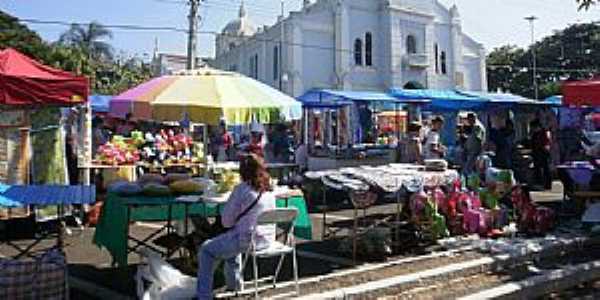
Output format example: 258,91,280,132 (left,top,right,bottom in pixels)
213,0,487,97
